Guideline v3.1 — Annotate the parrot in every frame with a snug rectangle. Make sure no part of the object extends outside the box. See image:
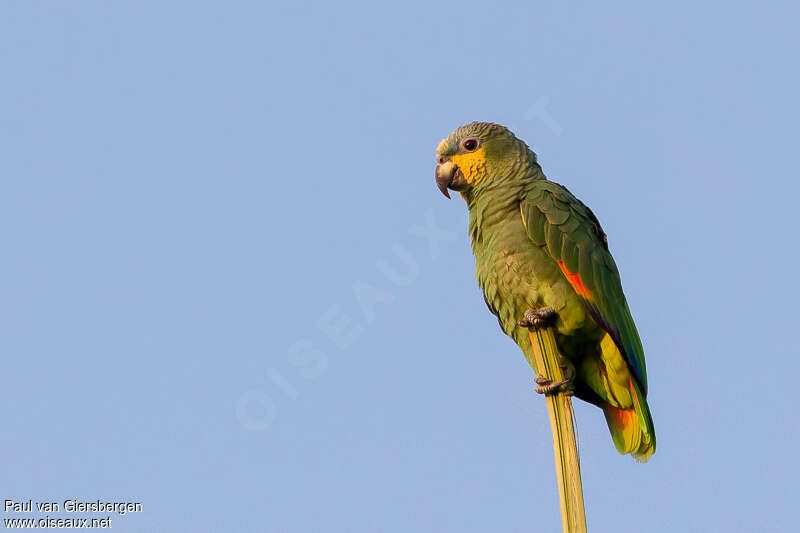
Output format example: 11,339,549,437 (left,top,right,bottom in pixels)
434,121,655,461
